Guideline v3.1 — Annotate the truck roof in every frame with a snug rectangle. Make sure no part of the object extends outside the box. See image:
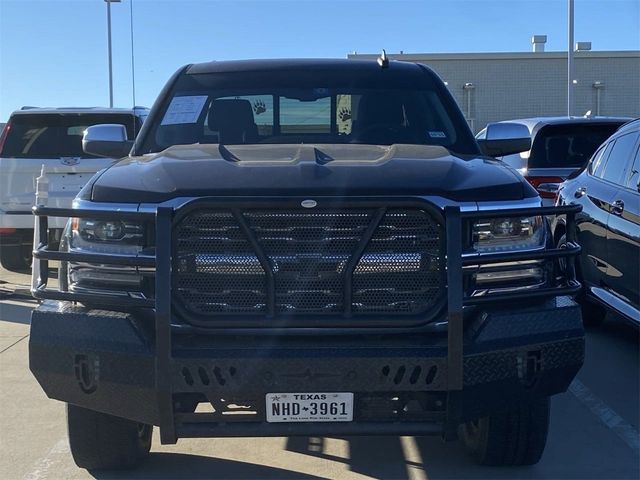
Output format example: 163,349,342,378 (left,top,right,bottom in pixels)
186,58,429,76
12,106,149,116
